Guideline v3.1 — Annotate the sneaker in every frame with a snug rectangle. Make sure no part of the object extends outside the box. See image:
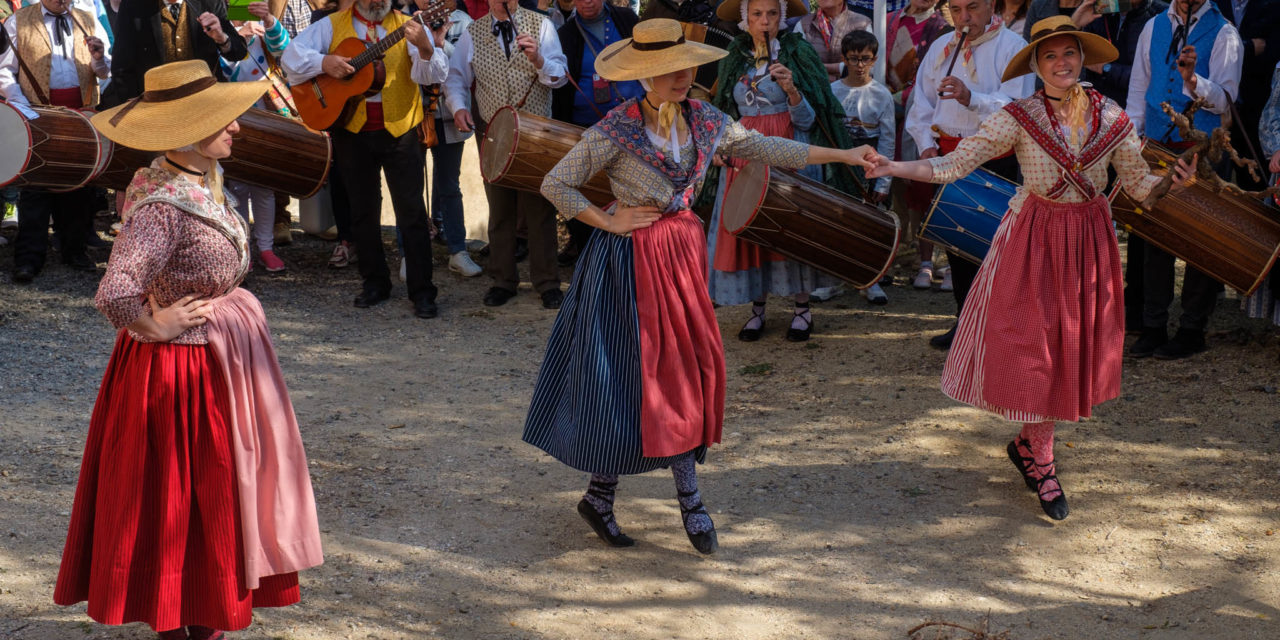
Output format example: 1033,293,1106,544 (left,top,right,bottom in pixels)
259,250,286,272
399,258,406,282
939,268,954,292
449,251,482,277
864,283,888,305
328,241,353,268
810,284,845,302
913,267,934,290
